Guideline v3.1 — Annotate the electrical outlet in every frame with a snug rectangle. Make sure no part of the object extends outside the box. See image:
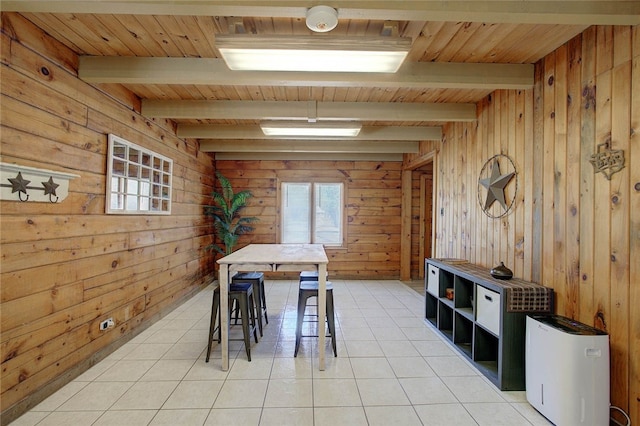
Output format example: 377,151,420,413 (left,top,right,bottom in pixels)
99,318,114,331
